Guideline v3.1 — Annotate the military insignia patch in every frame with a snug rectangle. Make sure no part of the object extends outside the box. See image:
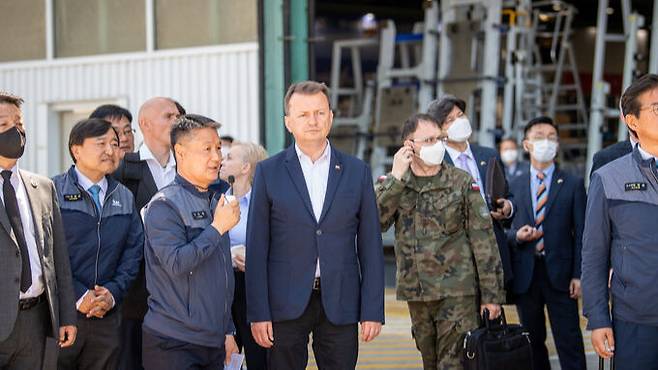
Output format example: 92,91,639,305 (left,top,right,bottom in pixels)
471,182,480,191
625,182,647,191
64,194,81,201
192,211,208,220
